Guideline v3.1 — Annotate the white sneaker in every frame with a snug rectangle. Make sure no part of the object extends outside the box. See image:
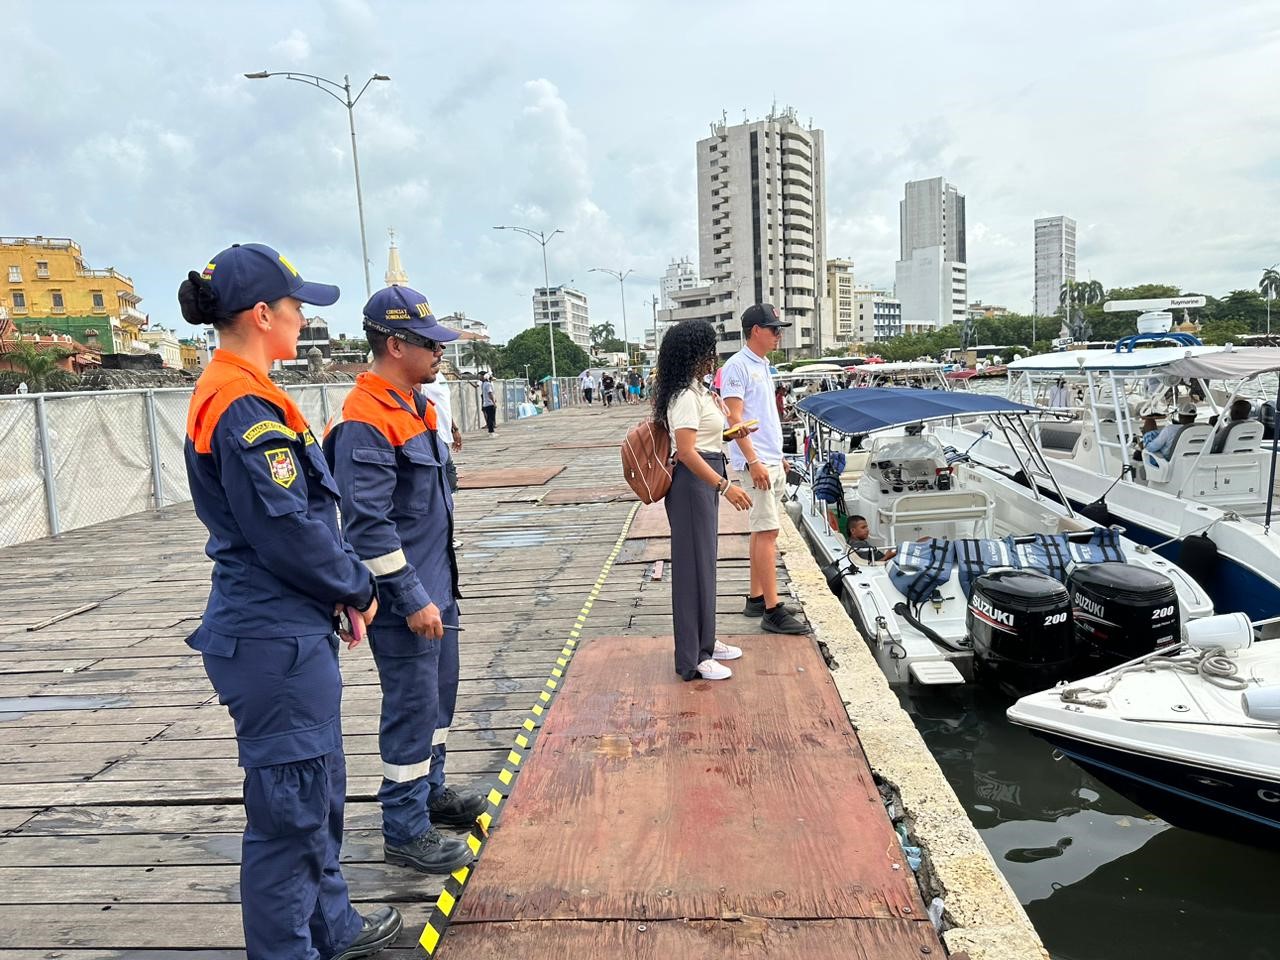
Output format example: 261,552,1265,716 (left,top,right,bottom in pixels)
452,539,463,549
696,658,732,680
713,640,742,661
